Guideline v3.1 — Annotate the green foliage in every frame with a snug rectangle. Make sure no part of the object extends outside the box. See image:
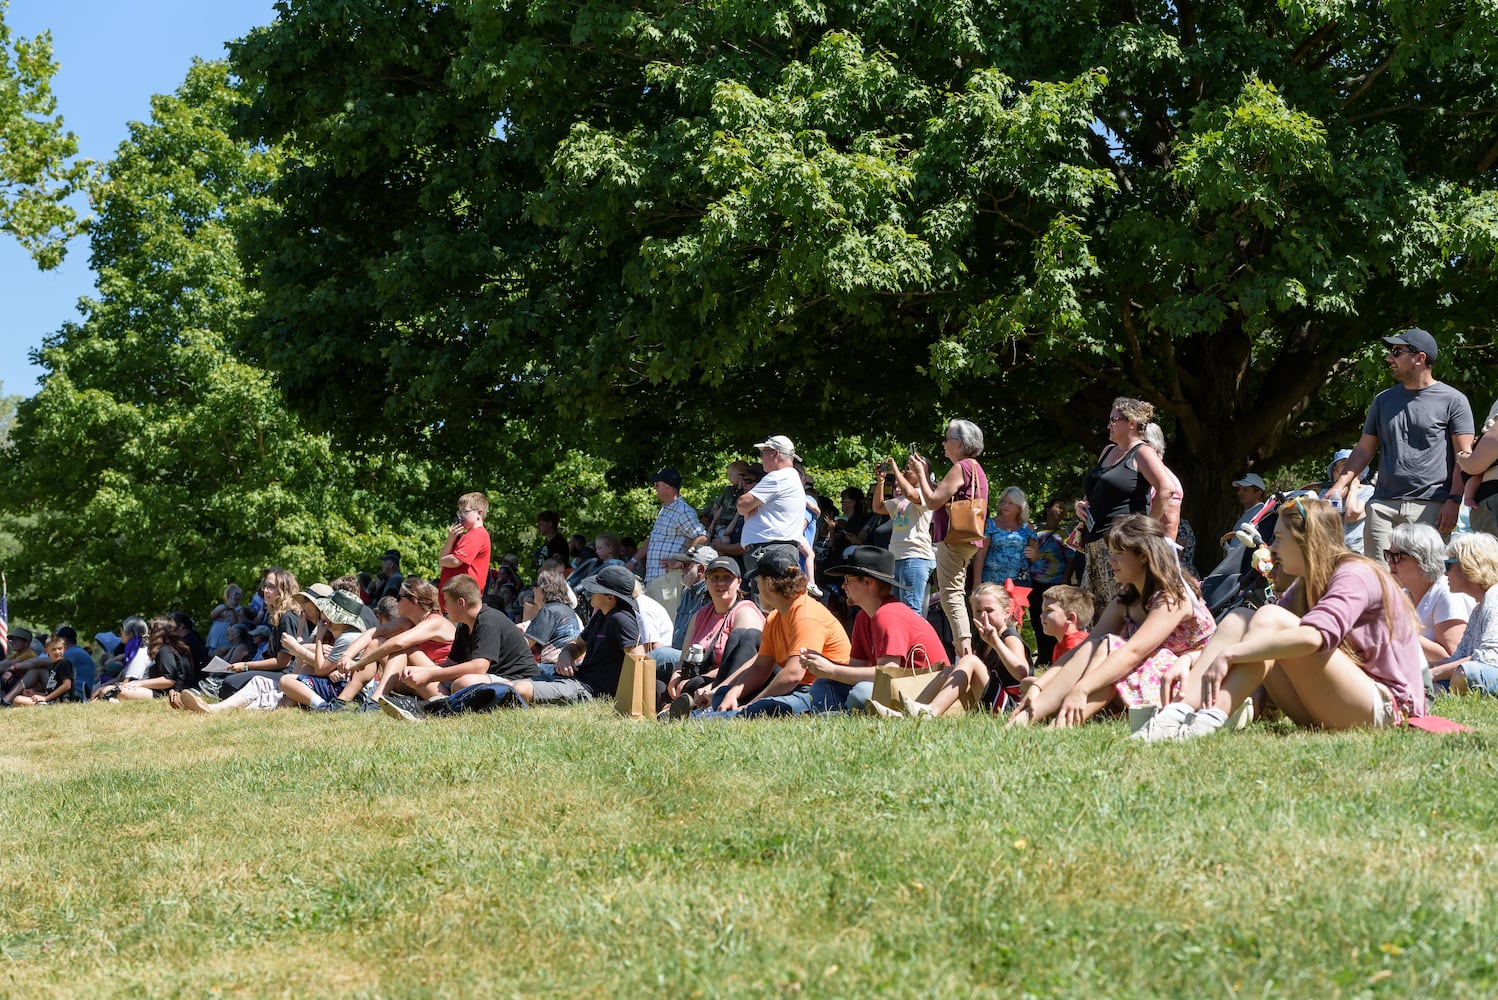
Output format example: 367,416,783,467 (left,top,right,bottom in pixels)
0,62,463,632
224,1,1498,540
7,701,1498,994
0,1,90,268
